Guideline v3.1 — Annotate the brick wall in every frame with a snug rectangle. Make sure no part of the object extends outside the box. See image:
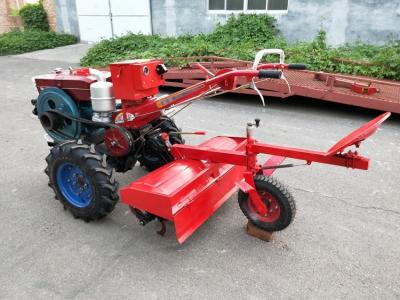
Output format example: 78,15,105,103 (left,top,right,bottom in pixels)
0,0,23,33
43,0,56,31
0,0,56,33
